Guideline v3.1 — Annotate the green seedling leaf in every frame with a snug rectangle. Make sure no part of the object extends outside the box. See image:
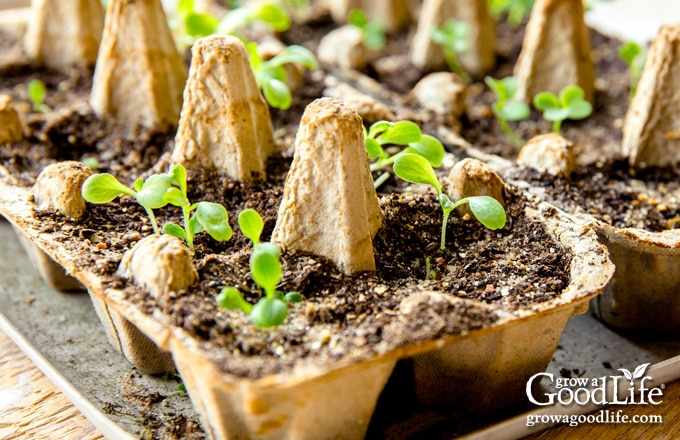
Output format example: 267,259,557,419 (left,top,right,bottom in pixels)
133,177,143,192
348,8,385,50
565,100,593,120
560,85,584,106
534,86,592,132
238,208,264,244
164,222,188,241
362,21,386,50
82,157,99,170
136,174,173,209
250,247,282,297
365,137,384,159
378,121,422,145
393,153,442,195
262,78,292,110
439,193,456,212
533,91,559,111
543,107,570,122
367,120,391,139
486,75,530,146
253,241,281,258
217,286,253,313
560,85,592,119
348,8,367,27
81,173,136,203
194,202,233,241
496,100,530,121
430,20,469,53
248,42,316,110
218,7,250,34
27,79,48,112
619,41,641,65
269,45,317,69
490,0,535,27
246,41,263,71
163,187,190,207
169,164,187,195
177,0,195,17
184,12,219,37
404,134,445,167
251,297,288,328
188,212,204,236
464,196,507,230
485,76,518,101
252,2,291,31
430,19,470,81
284,291,303,303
